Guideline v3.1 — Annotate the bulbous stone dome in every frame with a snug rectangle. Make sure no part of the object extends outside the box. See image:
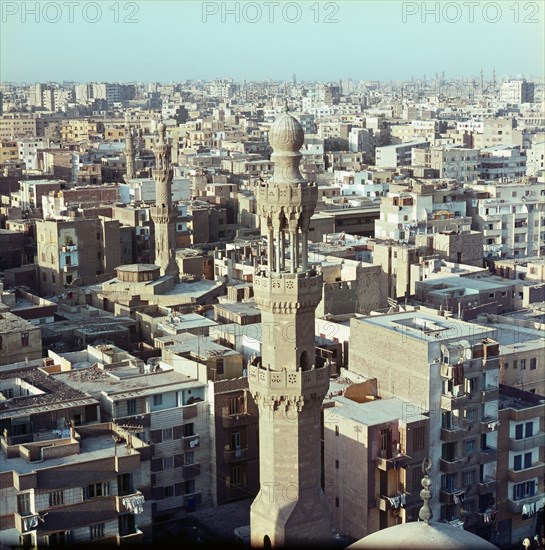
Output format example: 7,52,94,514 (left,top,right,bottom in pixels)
268,110,304,153
156,120,166,135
